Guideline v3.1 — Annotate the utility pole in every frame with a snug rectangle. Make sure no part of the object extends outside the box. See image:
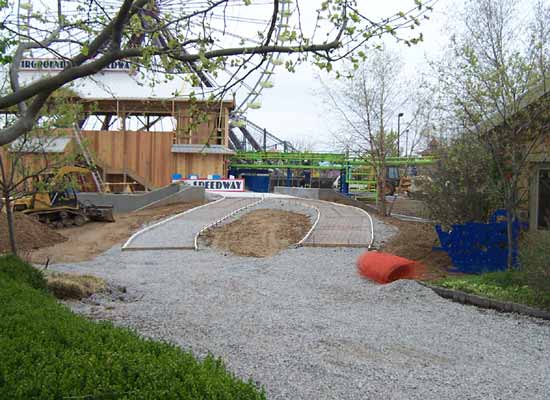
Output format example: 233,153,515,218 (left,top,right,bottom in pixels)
404,129,409,157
